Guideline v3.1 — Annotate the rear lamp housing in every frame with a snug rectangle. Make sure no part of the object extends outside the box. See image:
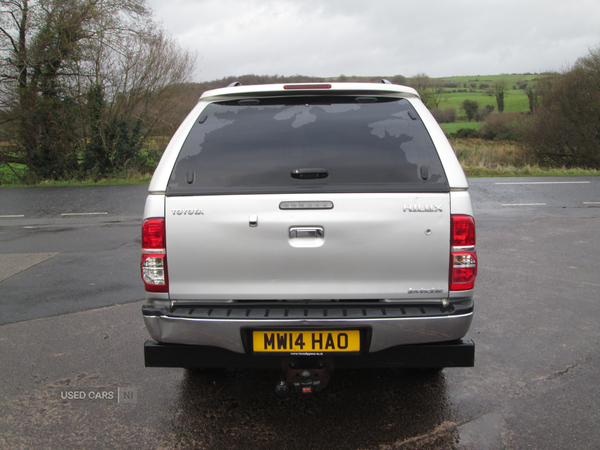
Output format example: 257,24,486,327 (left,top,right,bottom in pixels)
450,215,477,291
141,218,168,293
